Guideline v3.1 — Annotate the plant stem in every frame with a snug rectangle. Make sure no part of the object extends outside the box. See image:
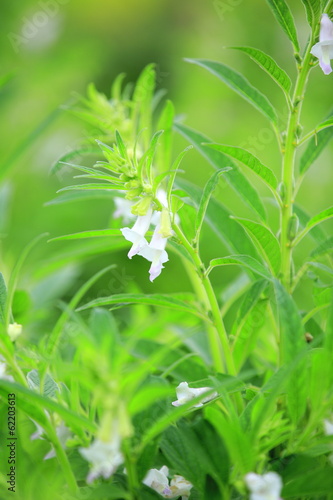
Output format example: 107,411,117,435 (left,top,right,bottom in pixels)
280,38,317,290
173,225,236,376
